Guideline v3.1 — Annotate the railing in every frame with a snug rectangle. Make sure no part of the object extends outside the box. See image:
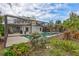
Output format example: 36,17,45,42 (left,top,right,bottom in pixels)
7,23,31,26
